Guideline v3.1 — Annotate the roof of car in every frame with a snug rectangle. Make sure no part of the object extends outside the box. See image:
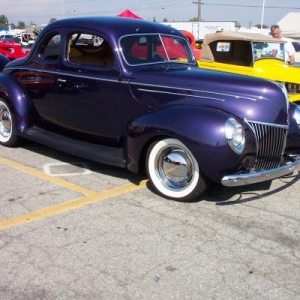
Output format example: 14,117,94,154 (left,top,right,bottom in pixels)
42,16,183,38
203,31,284,44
